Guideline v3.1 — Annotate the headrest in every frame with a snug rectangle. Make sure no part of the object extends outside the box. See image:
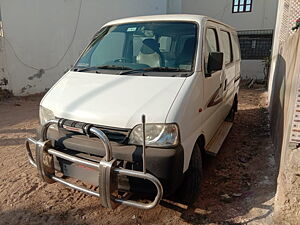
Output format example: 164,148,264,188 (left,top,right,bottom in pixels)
140,39,160,54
